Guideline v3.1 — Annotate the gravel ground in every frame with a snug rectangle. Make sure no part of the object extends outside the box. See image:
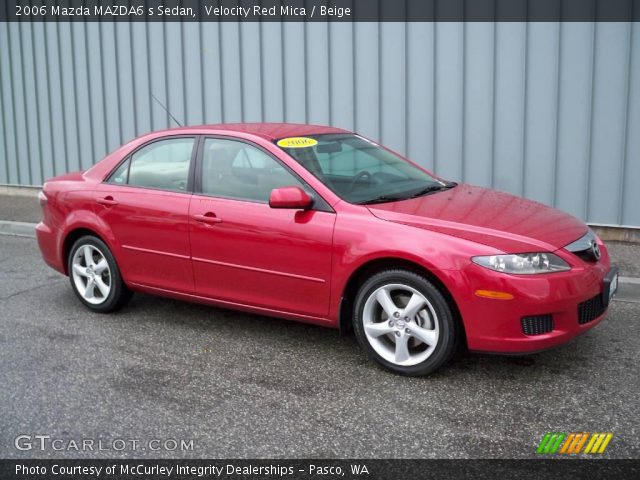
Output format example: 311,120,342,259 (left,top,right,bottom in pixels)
0,235,638,459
